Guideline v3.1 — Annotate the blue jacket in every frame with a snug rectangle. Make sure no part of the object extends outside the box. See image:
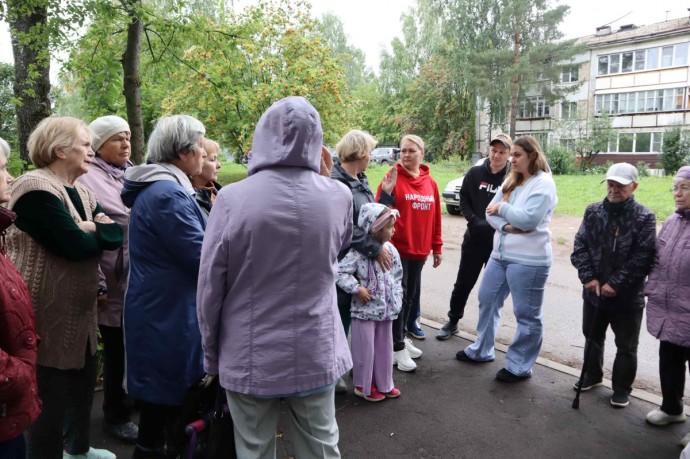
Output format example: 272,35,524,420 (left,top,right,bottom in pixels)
121,163,206,405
